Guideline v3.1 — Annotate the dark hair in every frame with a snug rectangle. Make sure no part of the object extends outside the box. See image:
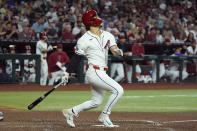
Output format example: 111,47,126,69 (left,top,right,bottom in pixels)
85,26,90,30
